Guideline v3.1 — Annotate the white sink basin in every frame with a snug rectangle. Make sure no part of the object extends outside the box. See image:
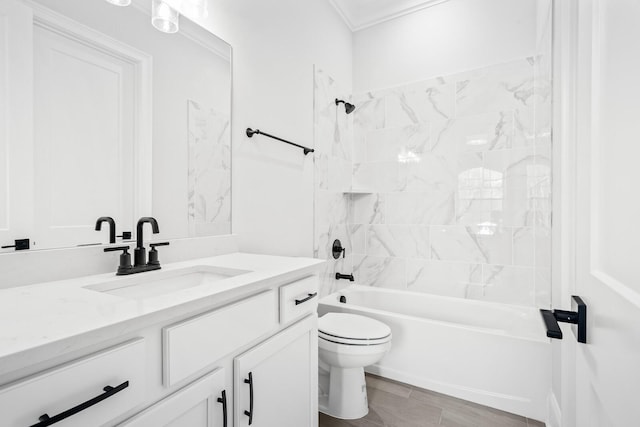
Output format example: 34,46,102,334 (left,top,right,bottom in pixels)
84,266,251,299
